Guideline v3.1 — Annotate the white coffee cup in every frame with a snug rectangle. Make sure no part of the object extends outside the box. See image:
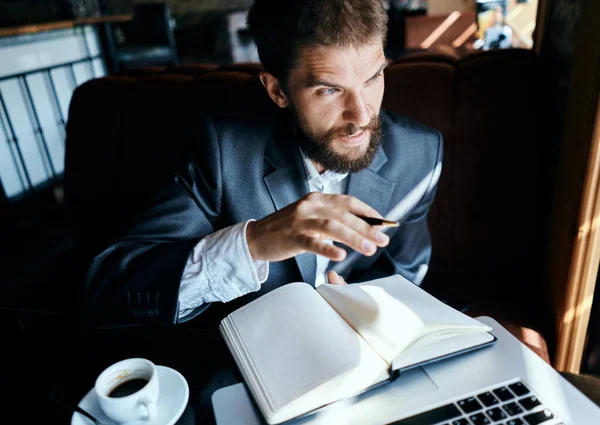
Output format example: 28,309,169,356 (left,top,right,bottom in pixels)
95,358,159,423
